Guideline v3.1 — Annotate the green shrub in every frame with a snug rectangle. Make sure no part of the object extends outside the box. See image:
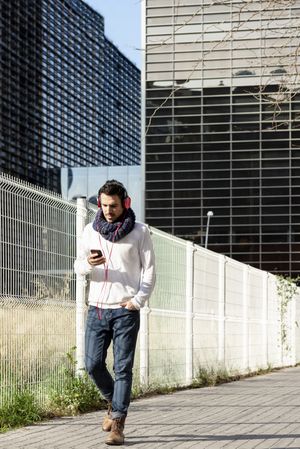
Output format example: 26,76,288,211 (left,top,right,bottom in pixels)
47,347,104,416
0,390,42,432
